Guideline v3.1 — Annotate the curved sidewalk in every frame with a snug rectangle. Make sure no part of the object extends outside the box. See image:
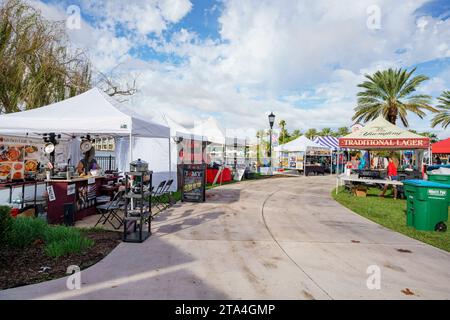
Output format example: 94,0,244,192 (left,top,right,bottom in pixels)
1,175,449,299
